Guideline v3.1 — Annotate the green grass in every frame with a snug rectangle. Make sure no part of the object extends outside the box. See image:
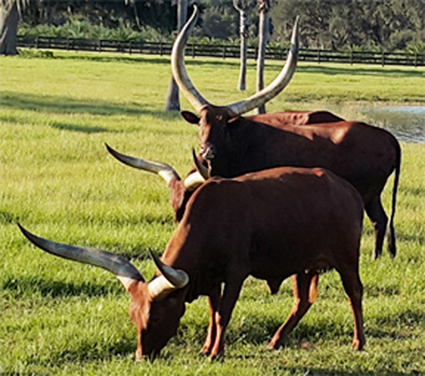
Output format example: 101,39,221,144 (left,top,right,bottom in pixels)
1,50,425,375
